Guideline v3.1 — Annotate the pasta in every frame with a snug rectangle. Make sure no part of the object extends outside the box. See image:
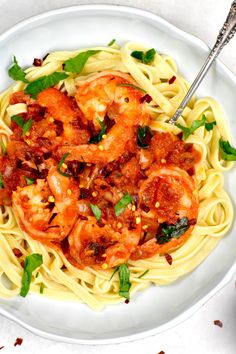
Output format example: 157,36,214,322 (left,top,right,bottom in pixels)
0,41,234,311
